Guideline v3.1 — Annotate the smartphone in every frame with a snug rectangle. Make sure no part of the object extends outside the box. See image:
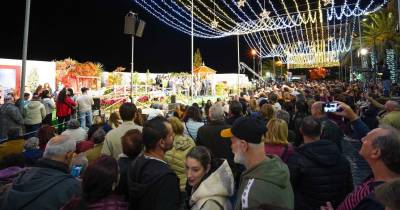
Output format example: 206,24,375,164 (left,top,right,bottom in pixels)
71,165,83,177
323,102,339,113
